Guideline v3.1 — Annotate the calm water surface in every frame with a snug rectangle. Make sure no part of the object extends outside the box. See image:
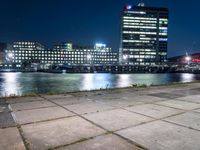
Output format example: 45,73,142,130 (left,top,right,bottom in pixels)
0,72,200,96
